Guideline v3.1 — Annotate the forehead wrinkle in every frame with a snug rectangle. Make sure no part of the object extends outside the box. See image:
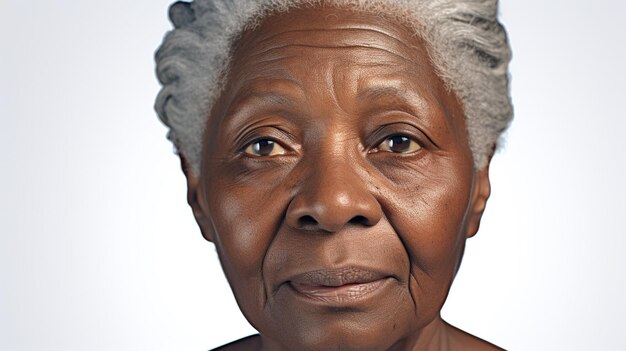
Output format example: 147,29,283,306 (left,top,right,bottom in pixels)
230,55,302,85
250,43,413,65
251,26,420,52
227,45,306,93
244,26,424,64
328,61,356,118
